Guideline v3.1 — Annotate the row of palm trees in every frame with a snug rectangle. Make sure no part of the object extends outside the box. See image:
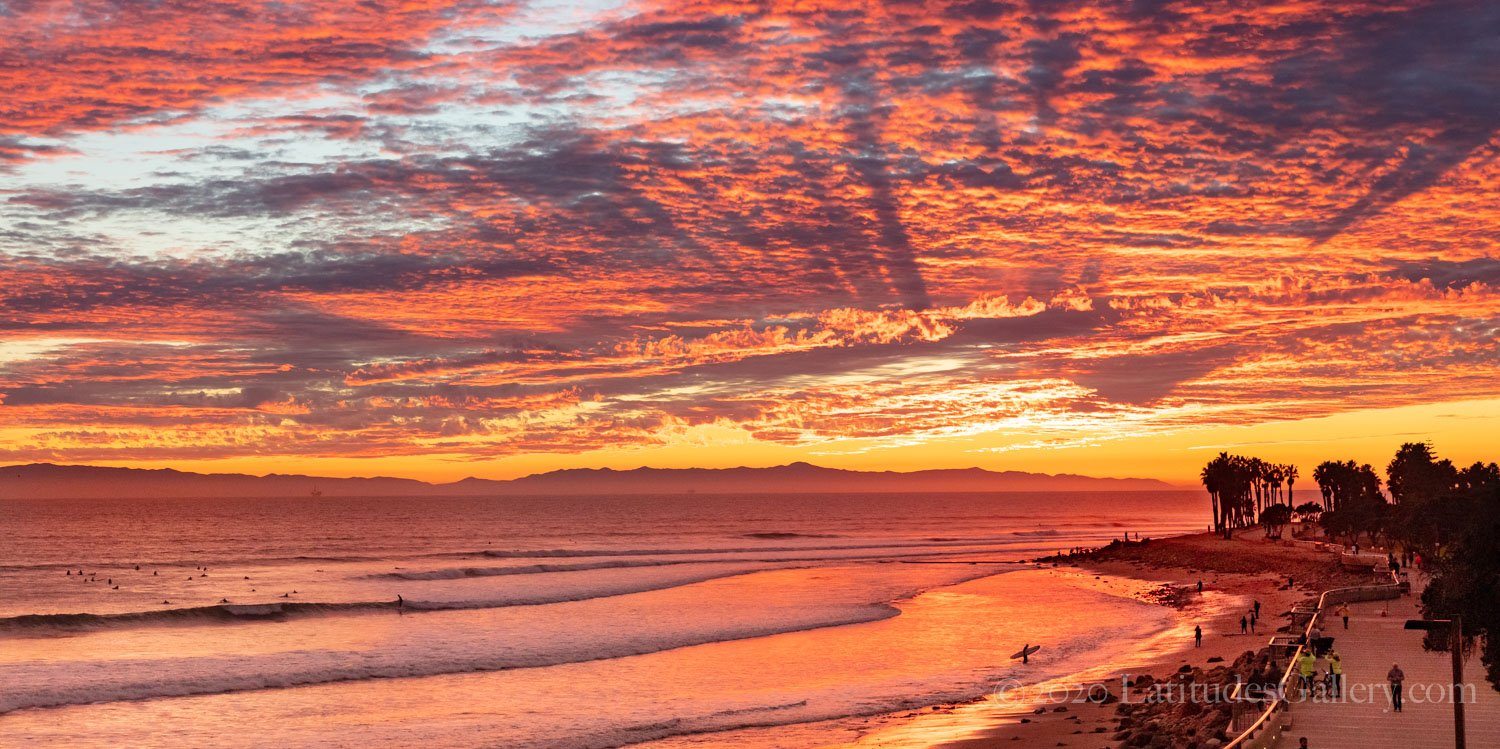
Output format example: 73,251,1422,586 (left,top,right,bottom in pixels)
1309,459,1383,511
1199,453,1299,538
